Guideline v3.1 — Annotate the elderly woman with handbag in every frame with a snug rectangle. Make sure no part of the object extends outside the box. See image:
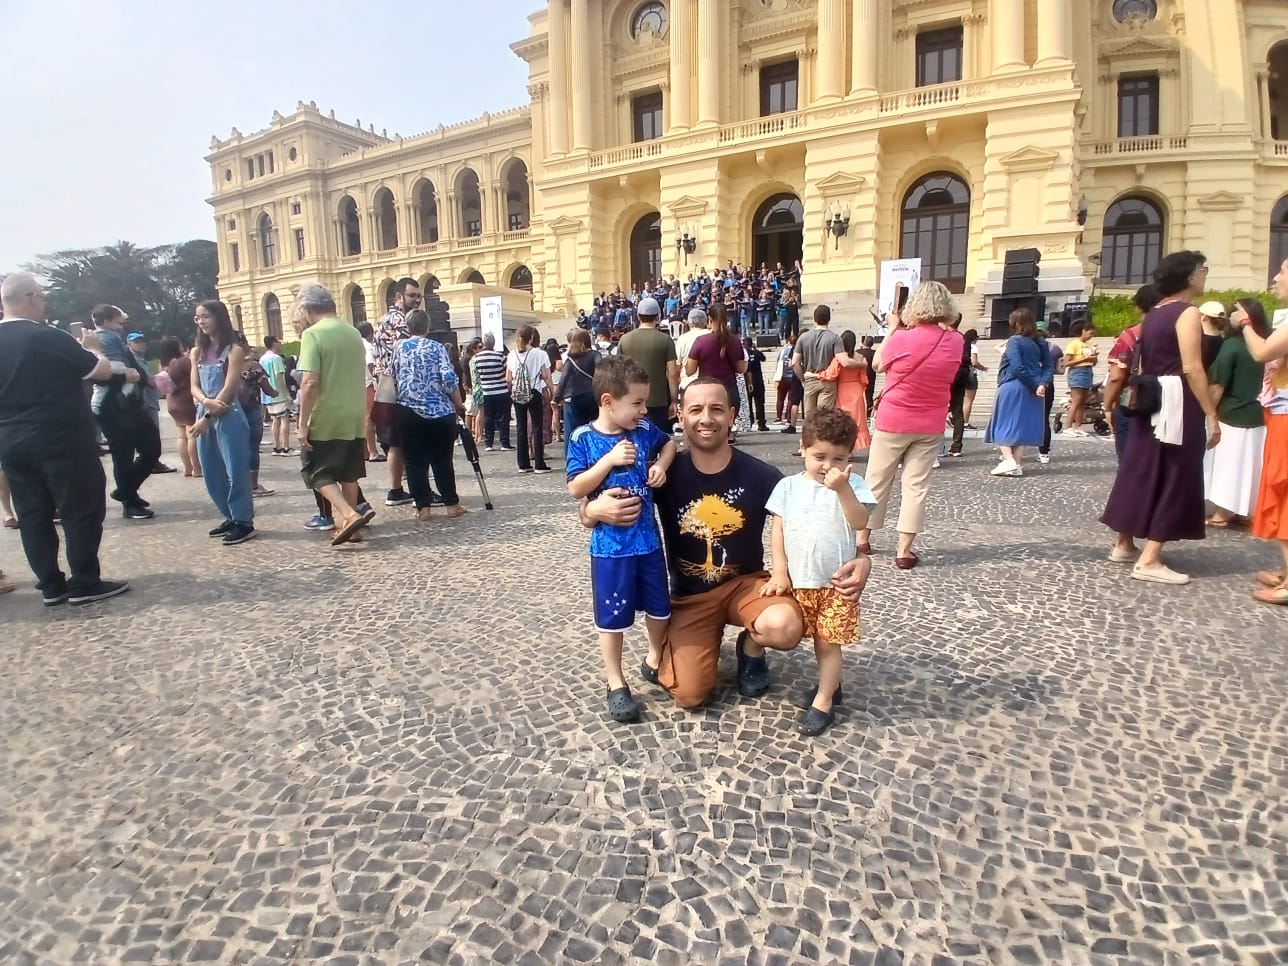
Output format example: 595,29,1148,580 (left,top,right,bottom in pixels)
854,282,964,570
